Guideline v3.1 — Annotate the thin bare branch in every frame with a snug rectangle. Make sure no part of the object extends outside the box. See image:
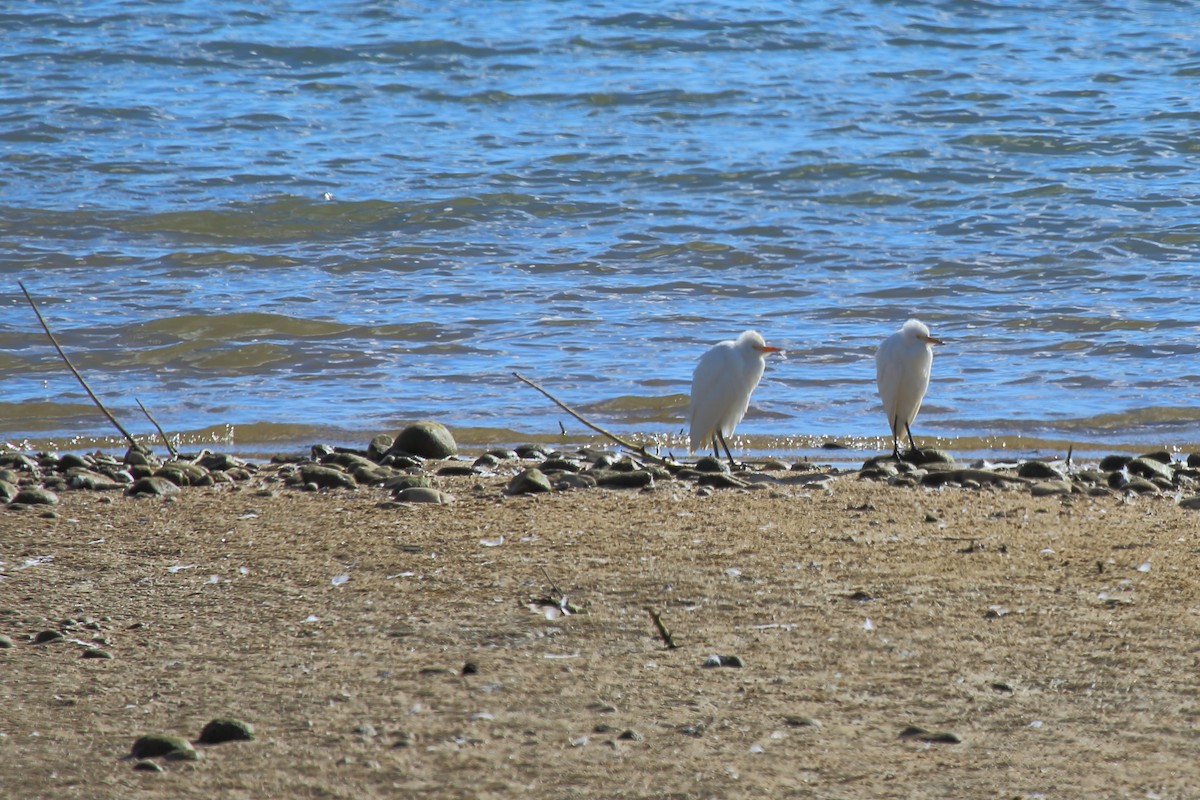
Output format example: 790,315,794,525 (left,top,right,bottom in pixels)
136,398,179,459
19,281,138,448
645,606,678,649
512,371,677,468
